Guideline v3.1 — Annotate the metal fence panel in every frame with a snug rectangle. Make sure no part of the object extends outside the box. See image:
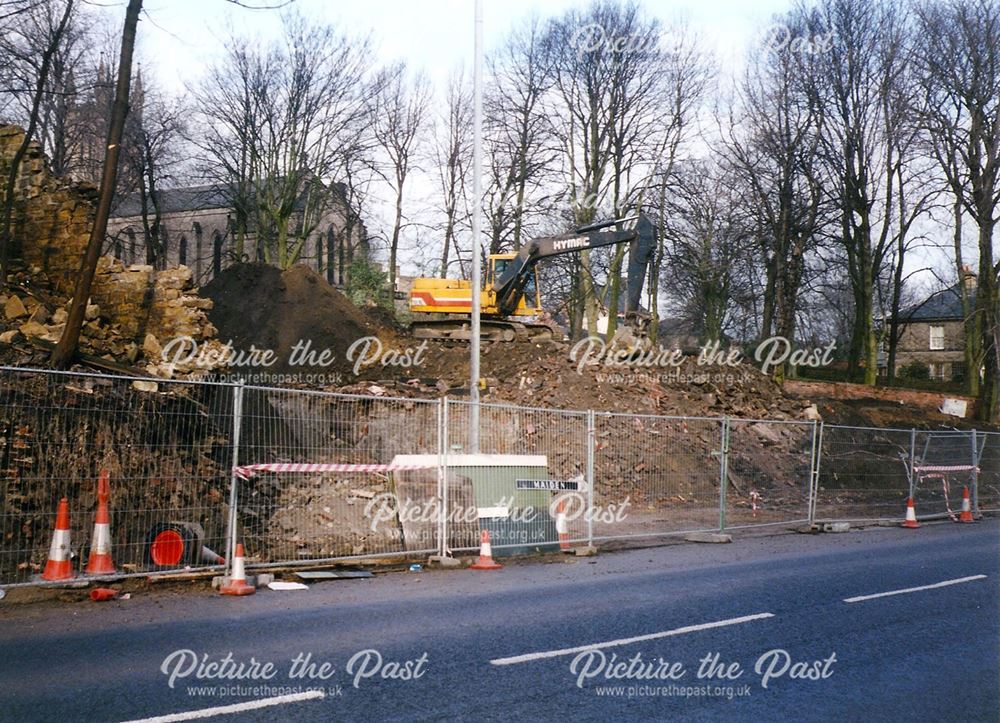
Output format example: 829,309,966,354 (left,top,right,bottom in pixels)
816,425,915,522
235,386,442,566
977,431,1000,512
725,418,815,529
591,412,723,540
0,366,234,585
443,400,589,553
